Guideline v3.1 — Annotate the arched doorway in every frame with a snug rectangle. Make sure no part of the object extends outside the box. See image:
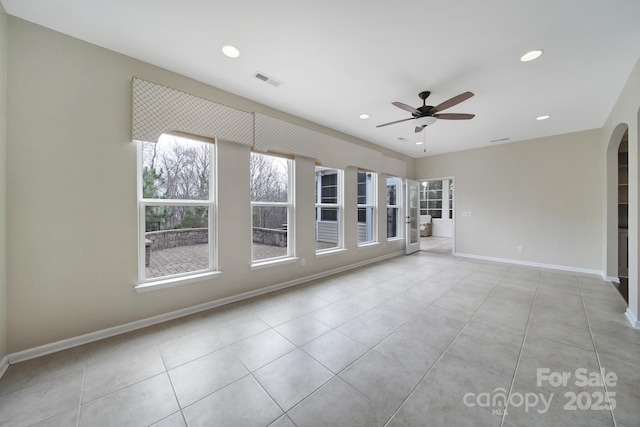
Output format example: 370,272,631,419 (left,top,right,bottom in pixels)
605,124,629,302
617,129,629,301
